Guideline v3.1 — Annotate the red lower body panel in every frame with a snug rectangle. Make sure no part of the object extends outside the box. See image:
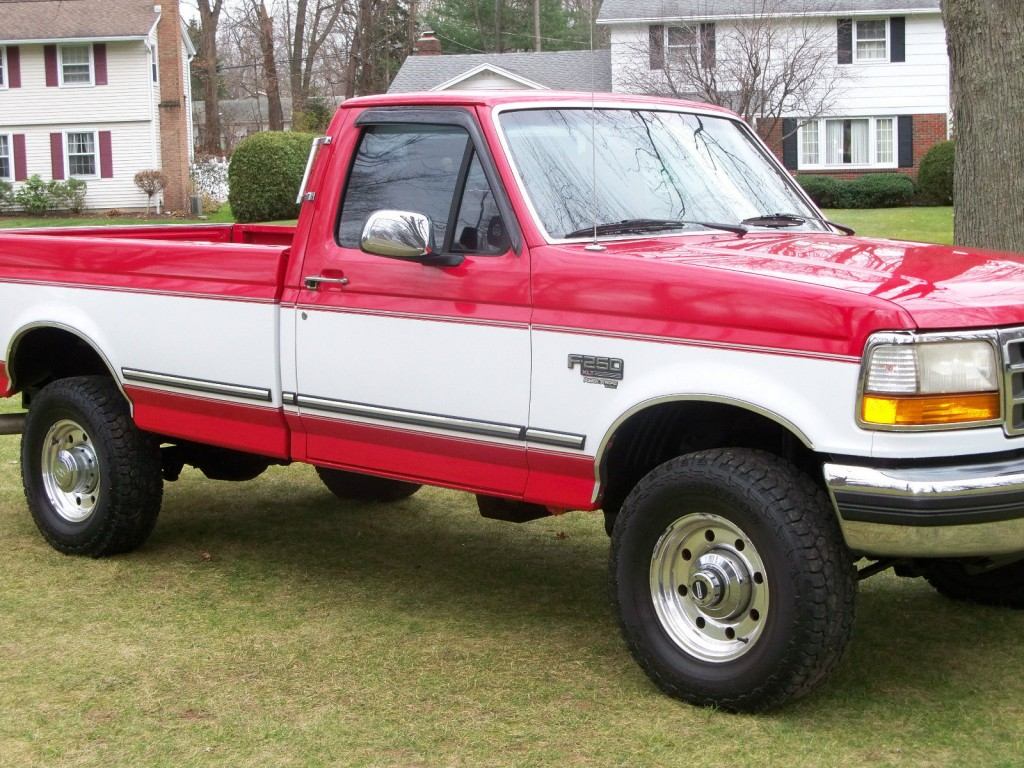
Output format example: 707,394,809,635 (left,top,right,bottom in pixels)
0,361,10,398
126,386,290,459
